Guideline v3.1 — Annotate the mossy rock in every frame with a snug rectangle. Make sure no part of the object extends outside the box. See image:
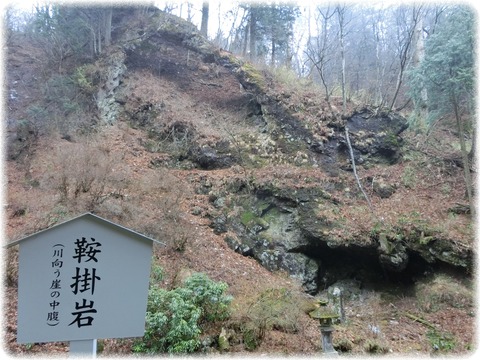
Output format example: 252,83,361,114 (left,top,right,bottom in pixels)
240,211,268,230
239,62,266,90
240,211,255,227
218,328,230,352
309,307,339,321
